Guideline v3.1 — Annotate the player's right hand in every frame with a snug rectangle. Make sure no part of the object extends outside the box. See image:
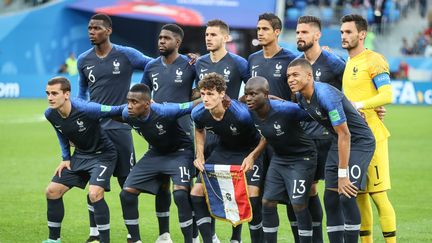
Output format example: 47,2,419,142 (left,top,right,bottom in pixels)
375,106,386,121
338,177,358,198
54,160,71,178
193,158,205,172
